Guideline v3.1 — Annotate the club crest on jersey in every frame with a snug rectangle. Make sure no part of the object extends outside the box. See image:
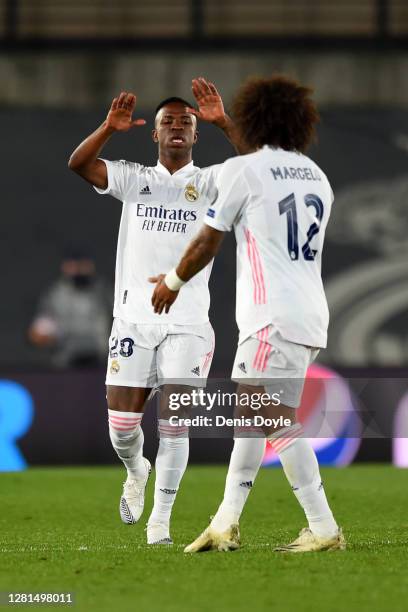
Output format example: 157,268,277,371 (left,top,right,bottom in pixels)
185,183,199,202
110,360,120,374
